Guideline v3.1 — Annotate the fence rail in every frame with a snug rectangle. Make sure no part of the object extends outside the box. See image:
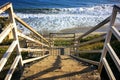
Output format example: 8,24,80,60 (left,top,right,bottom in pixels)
0,3,50,80
14,14,49,44
76,16,110,40
0,2,120,80
71,5,120,80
